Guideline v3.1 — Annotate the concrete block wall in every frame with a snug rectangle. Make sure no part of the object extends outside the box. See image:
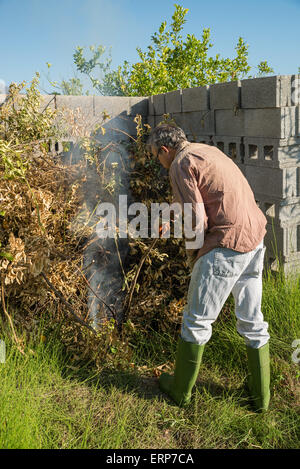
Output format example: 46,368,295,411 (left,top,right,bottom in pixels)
147,75,300,275
41,94,148,161
2,77,300,274
55,95,148,141
0,93,148,146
